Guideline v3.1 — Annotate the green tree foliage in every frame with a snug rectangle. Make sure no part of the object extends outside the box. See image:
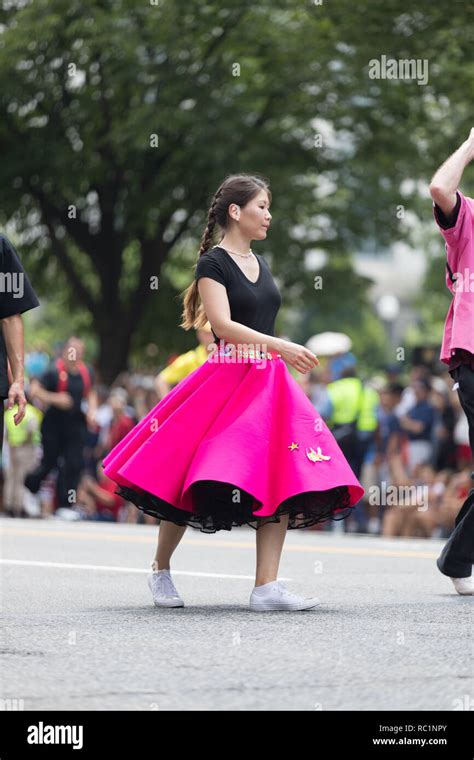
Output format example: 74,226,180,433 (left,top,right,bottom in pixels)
0,0,471,380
